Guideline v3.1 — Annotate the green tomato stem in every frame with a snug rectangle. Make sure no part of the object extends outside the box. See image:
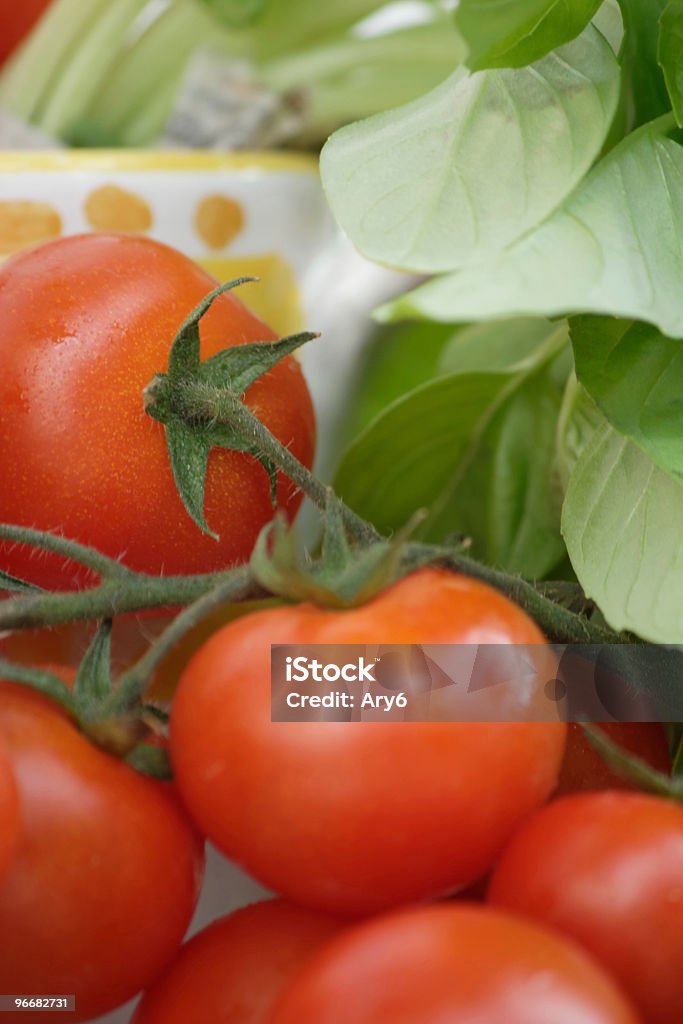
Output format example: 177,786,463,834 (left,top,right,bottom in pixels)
0,659,79,718
176,380,381,546
0,523,136,582
0,566,258,631
107,566,258,714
